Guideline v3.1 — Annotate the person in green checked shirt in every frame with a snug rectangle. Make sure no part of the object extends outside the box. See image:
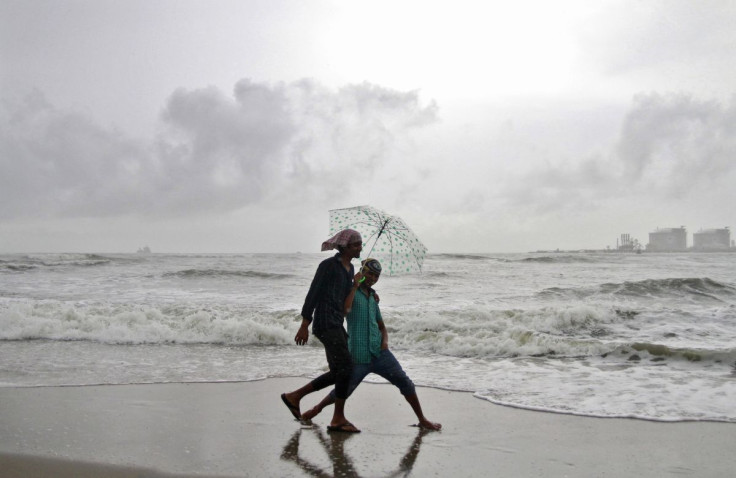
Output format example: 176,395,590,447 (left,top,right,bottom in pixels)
301,258,441,431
